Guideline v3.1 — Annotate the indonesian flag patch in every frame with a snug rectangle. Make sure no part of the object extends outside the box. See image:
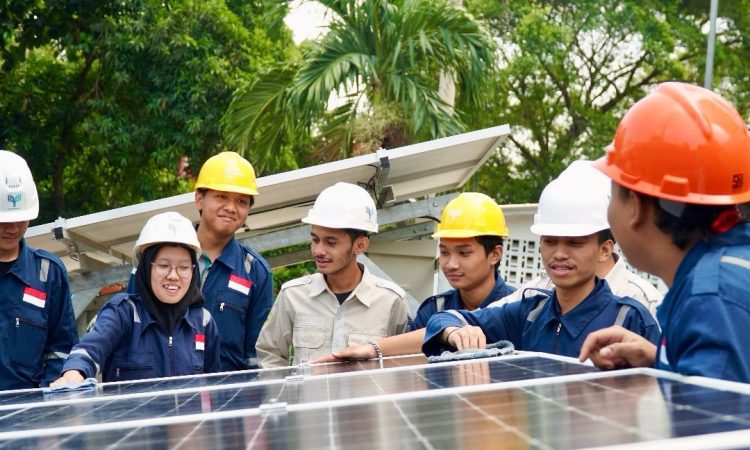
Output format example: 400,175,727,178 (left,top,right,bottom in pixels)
22,287,46,308
227,274,252,295
195,334,205,351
